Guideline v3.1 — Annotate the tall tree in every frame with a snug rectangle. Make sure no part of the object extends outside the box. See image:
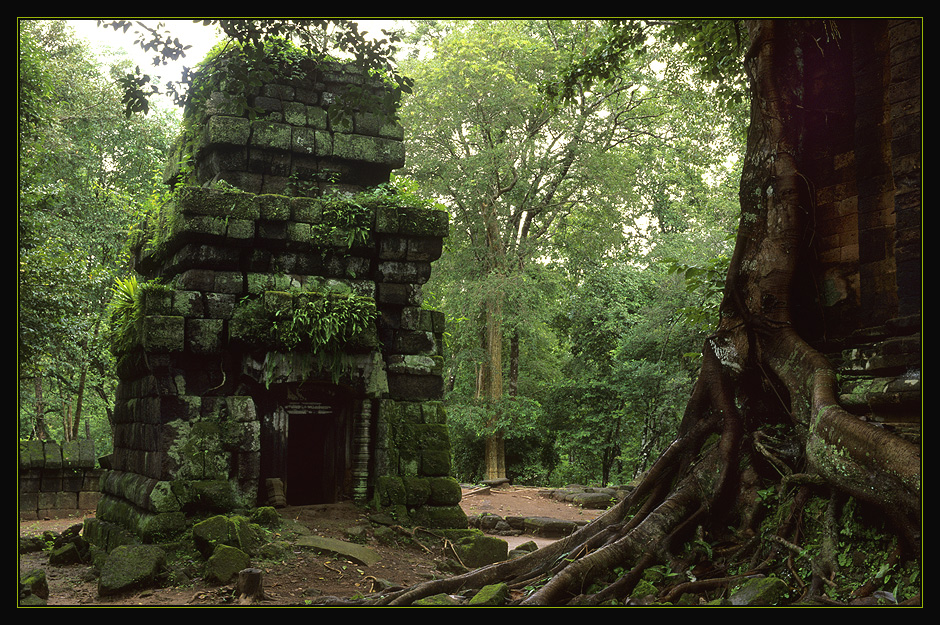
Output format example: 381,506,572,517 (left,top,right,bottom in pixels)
341,18,921,606
400,20,730,480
